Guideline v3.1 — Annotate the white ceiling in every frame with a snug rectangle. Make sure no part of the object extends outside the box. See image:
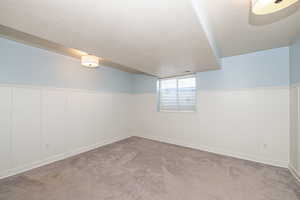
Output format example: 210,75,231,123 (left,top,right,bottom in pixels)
0,0,299,77
200,0,300,57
